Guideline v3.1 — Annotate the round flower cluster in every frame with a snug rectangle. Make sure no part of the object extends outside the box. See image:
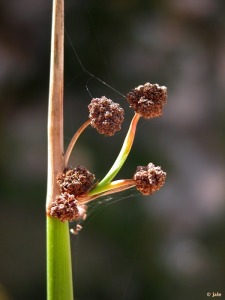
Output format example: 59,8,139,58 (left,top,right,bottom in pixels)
133,163,166,195
49,82,168,224
49,166,95,222
57,166,95,196
88,96,124,136
49,192,87,222
126,83,167,118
